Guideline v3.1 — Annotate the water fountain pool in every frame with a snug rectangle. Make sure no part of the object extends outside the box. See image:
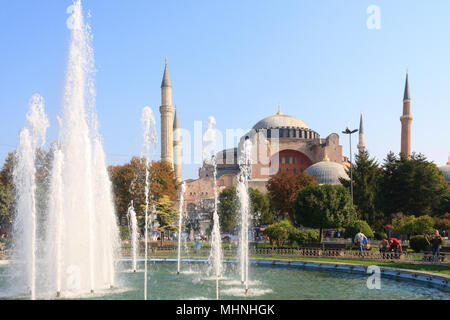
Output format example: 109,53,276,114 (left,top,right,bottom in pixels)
0,260,448,300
